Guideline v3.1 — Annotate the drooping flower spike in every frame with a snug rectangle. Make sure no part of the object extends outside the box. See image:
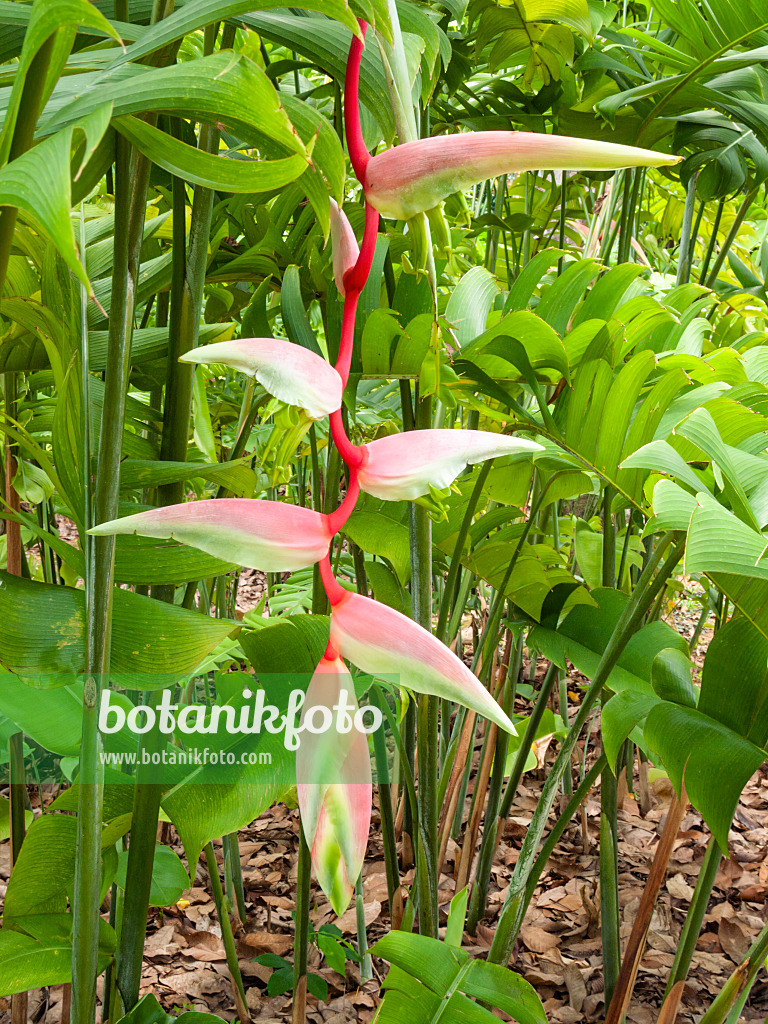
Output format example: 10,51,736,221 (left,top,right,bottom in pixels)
364,131,682,220
89,500,333,573
356,429,543,501
180,338,342,420
296,656,372,915
327,586,516,736
329,199,360,297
